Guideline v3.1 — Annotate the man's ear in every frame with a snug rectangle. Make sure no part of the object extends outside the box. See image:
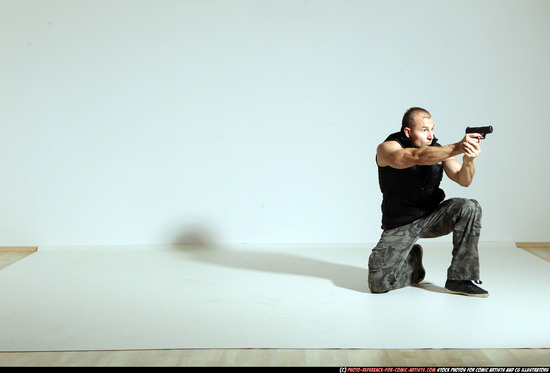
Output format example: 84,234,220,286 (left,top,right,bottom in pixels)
403,127,411,138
